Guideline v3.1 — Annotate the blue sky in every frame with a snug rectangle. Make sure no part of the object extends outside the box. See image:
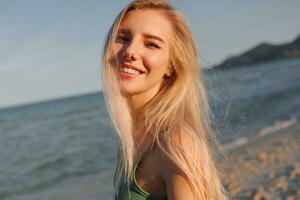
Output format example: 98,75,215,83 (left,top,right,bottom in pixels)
1,0,299,109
